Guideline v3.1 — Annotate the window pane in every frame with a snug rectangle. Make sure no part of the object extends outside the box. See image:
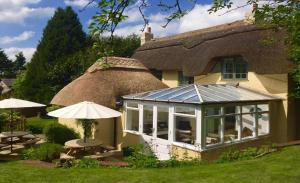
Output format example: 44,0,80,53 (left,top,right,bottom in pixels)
143,105,153,135
157,106,169,140
204,107,221,116
205,118,221,146
224,106,240,114
257,104,269,112
175,116,196,145
224,115,239,142
242,105,255,113
127,102,138,108
126,109,139,131
241,114,254,138
258,113,269,136
175,106,195,115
